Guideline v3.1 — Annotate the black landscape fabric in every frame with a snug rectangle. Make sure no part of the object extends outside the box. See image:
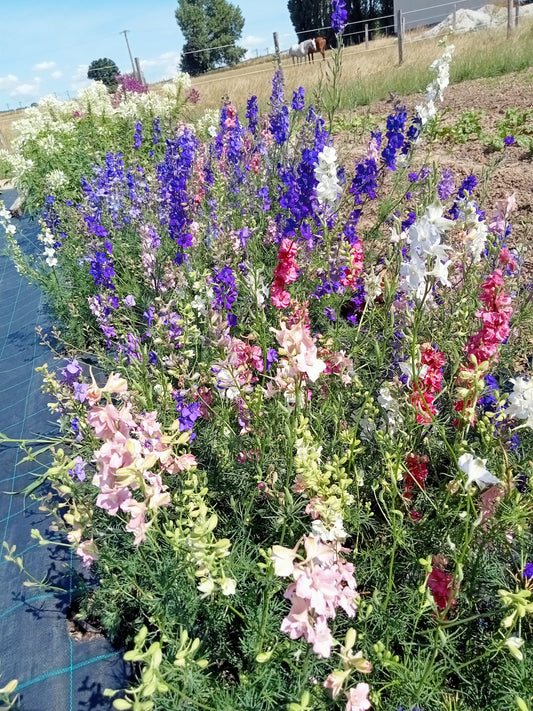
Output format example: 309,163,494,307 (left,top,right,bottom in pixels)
0,189,127,711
